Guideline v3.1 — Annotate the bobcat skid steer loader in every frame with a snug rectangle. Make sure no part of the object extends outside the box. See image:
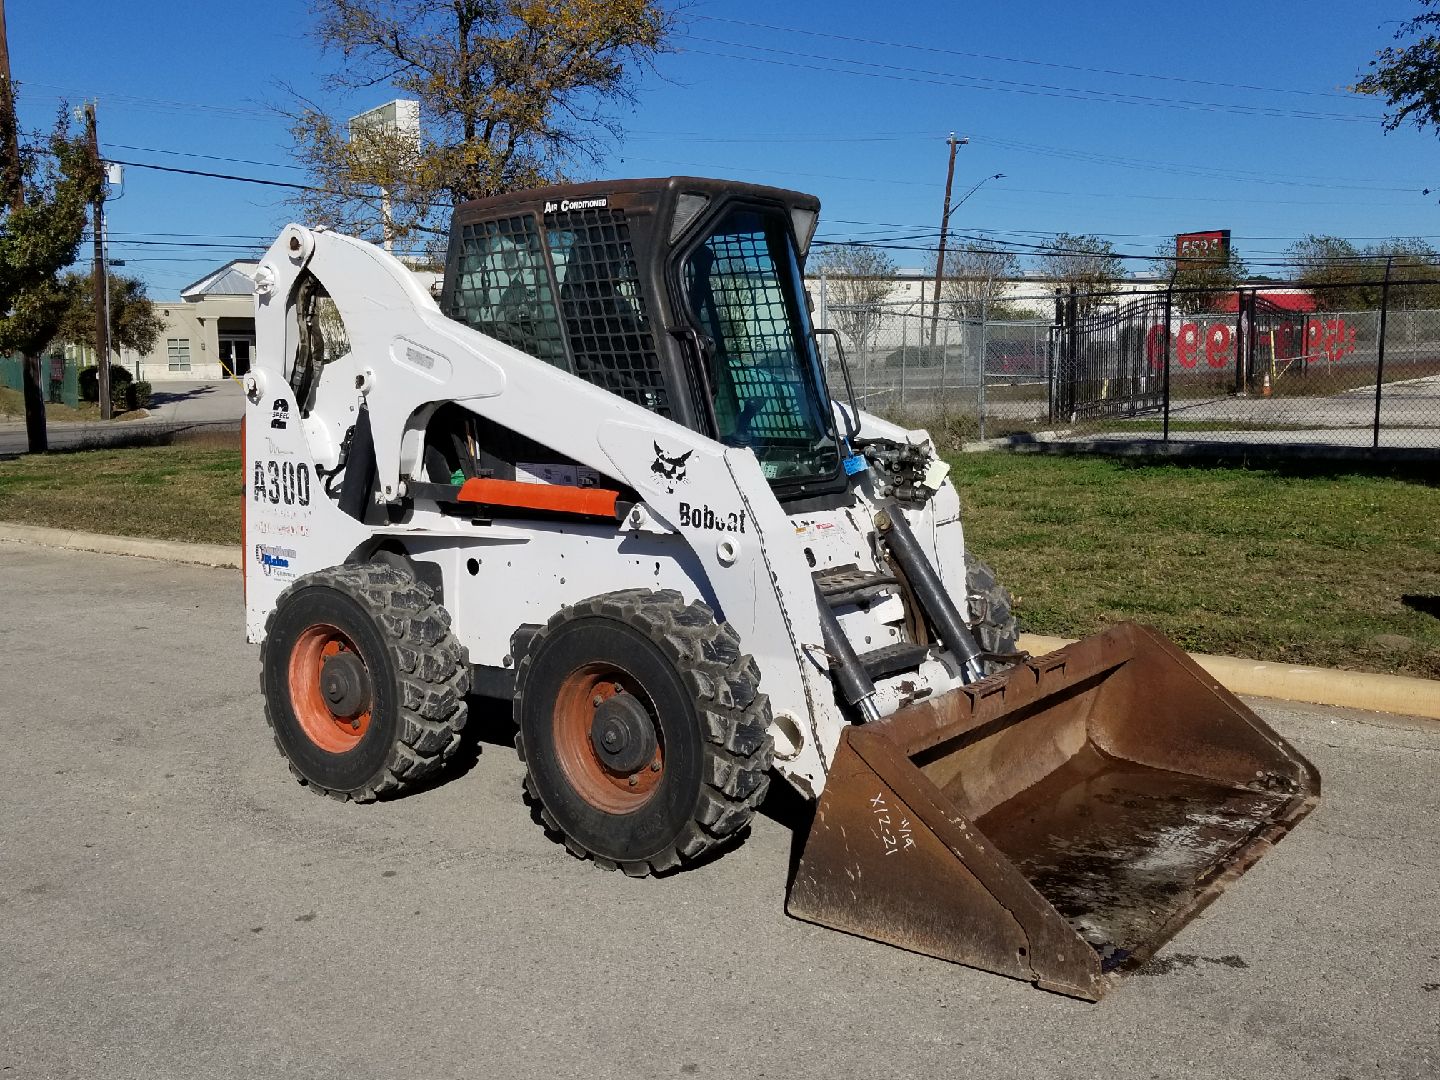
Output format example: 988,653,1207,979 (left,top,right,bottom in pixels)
243,177,1318,1000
